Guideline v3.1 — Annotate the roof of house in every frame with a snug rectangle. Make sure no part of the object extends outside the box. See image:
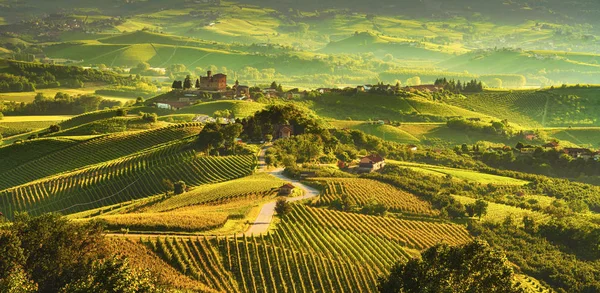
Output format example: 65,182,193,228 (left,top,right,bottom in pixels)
281,183,295,189
363,154,384,163
564,148,593,154
543,141,559,147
